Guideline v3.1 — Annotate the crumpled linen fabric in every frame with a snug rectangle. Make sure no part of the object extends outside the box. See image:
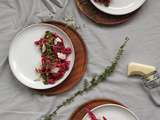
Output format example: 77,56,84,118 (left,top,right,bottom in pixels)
0,0,160,120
